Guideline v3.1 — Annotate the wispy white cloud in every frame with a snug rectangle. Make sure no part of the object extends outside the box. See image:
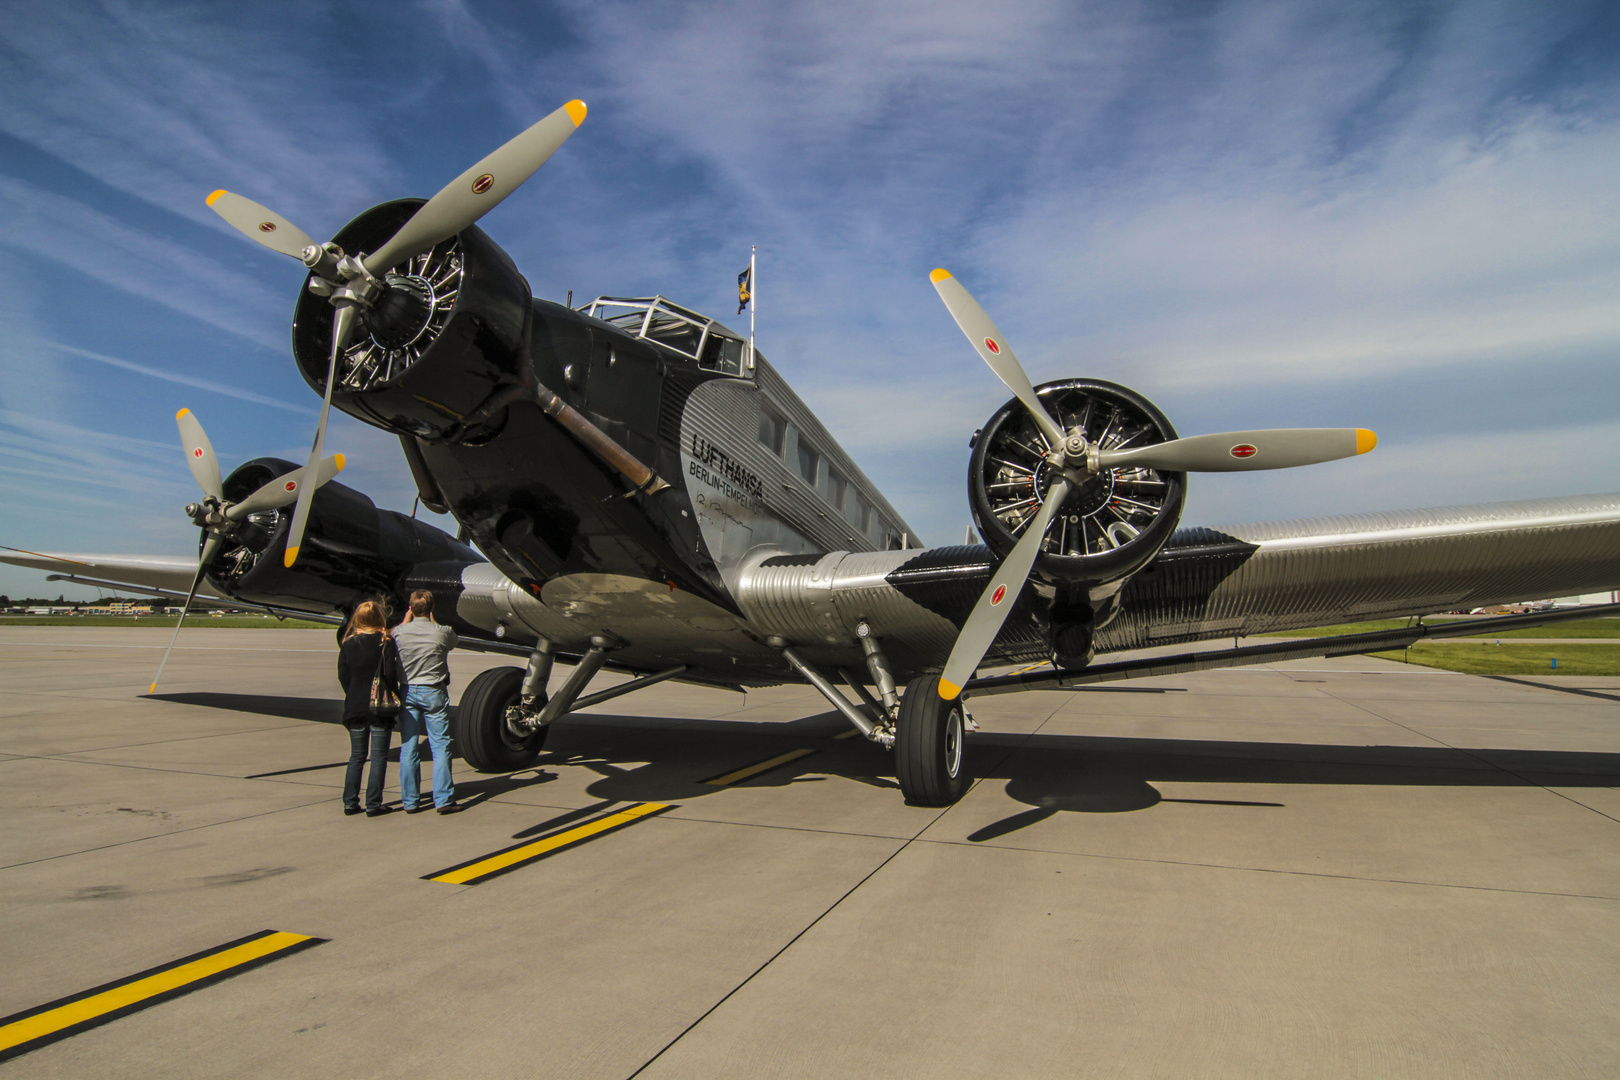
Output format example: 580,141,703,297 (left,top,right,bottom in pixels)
0,3,398,232
0,174,287,348
43,341,312,414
